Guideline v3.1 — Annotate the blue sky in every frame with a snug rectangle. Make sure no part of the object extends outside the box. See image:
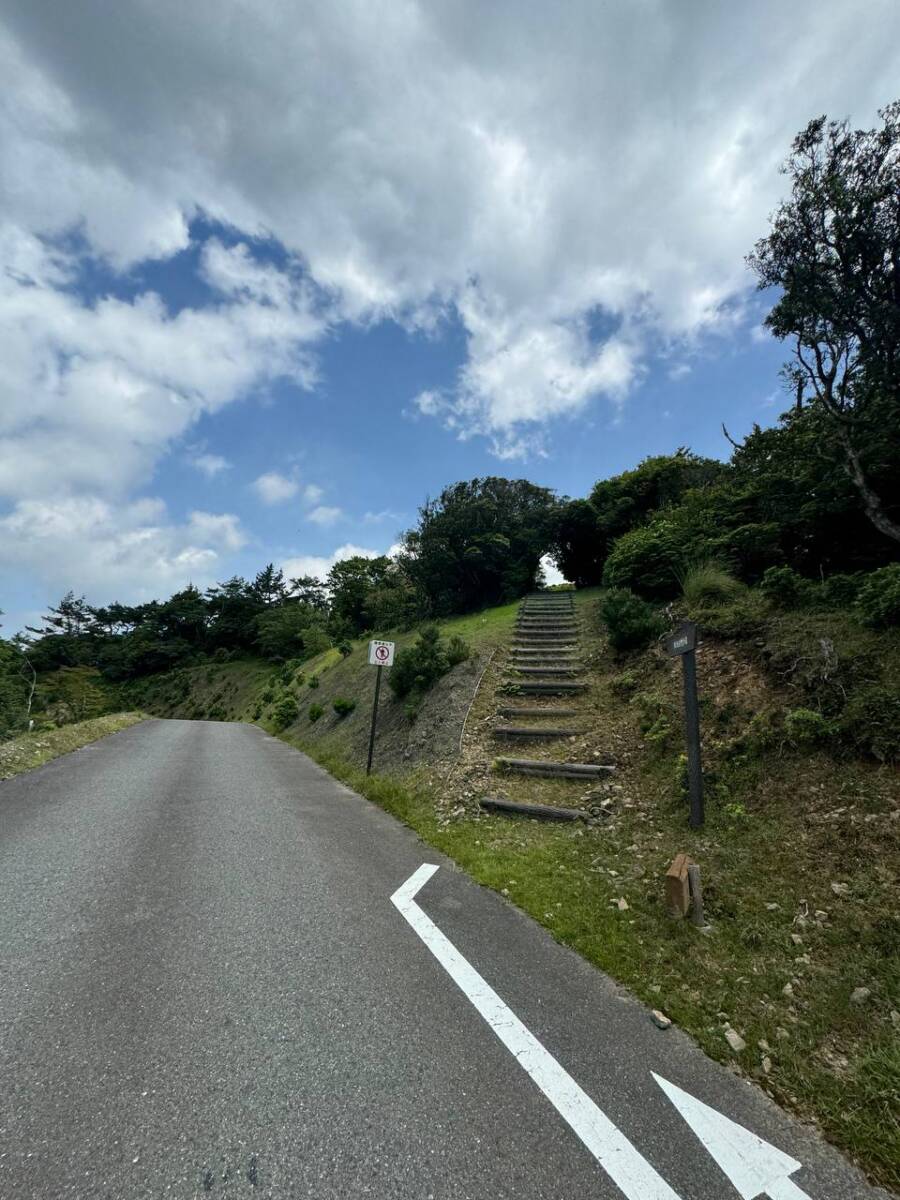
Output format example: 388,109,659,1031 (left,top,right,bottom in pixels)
1,1,898,634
